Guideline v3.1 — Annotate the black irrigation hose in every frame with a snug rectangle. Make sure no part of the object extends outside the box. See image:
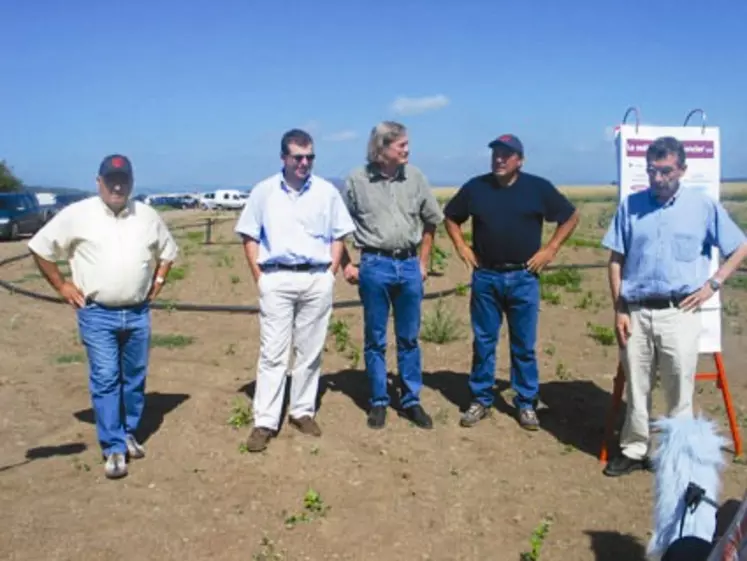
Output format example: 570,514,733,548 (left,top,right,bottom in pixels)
0,250,469,313
3,219,745,315
0,249,608,314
